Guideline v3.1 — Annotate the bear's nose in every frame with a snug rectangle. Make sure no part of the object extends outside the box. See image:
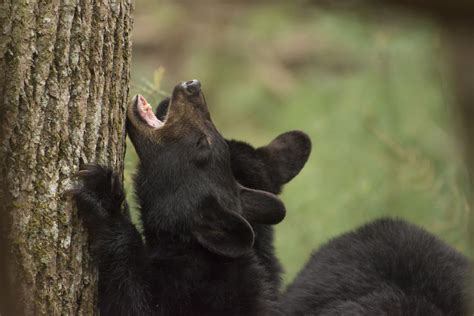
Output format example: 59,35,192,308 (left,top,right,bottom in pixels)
183,79,201,95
